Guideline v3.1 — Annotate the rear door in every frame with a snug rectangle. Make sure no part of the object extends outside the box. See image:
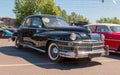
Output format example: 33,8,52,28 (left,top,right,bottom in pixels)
20,18,32,41
28,17,43,46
